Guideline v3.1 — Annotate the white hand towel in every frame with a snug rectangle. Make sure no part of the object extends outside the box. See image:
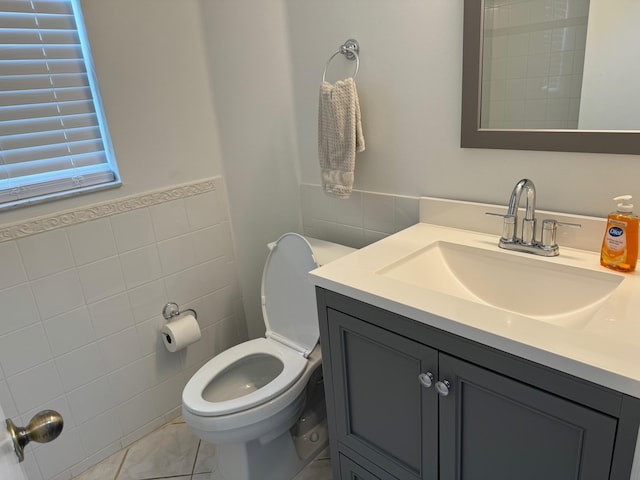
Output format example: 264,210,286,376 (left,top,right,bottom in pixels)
318,77,365,199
